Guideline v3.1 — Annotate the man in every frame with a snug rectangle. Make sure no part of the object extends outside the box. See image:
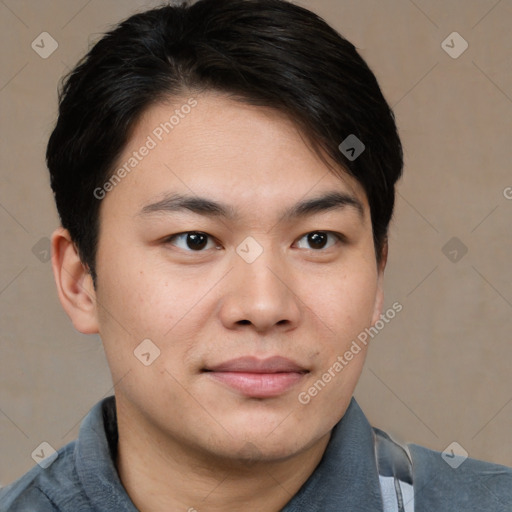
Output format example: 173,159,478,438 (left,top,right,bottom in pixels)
1,0,511,510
